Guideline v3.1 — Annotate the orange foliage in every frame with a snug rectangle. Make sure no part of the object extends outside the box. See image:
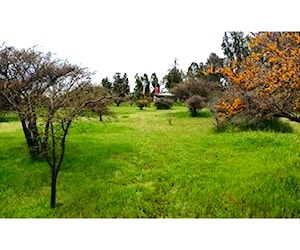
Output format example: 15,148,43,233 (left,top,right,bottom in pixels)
208,32,300,122
215,97,244,119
